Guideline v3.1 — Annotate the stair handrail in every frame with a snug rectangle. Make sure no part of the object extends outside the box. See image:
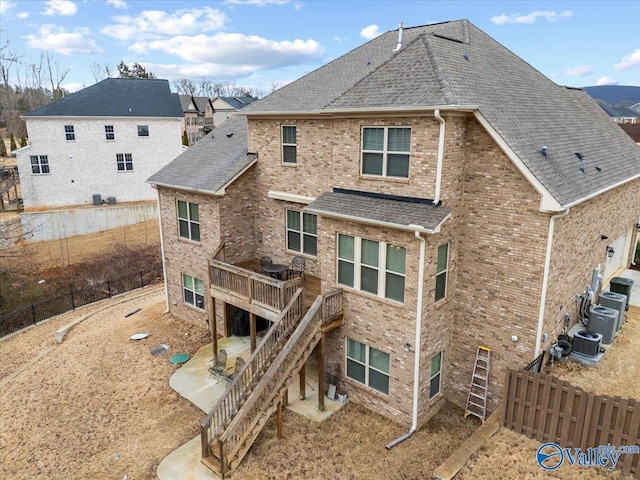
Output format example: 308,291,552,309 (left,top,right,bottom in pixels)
201,288,304,454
